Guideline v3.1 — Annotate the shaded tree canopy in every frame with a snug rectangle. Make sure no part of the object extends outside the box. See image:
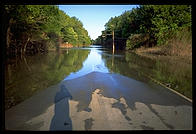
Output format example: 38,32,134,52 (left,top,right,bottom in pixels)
95,5,191,50
3,5,92,57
